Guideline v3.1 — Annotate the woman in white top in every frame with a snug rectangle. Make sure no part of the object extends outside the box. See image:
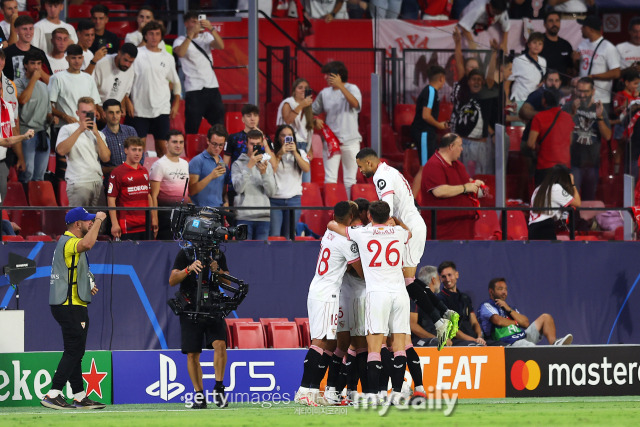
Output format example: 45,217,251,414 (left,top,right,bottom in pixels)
276,78,314,182
269,125,310,238
528,165,581,240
